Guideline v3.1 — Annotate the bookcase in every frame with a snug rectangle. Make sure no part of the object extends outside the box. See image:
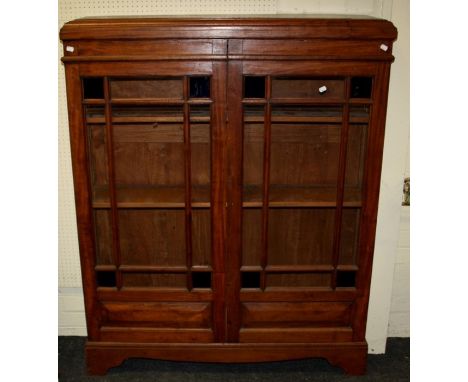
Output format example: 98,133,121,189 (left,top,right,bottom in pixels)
60,16,397,375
